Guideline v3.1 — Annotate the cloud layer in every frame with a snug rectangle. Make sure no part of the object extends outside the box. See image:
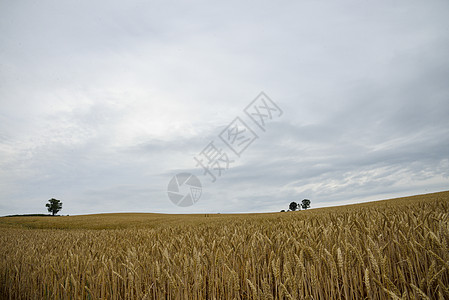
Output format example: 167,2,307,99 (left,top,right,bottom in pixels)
1,0,448,215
